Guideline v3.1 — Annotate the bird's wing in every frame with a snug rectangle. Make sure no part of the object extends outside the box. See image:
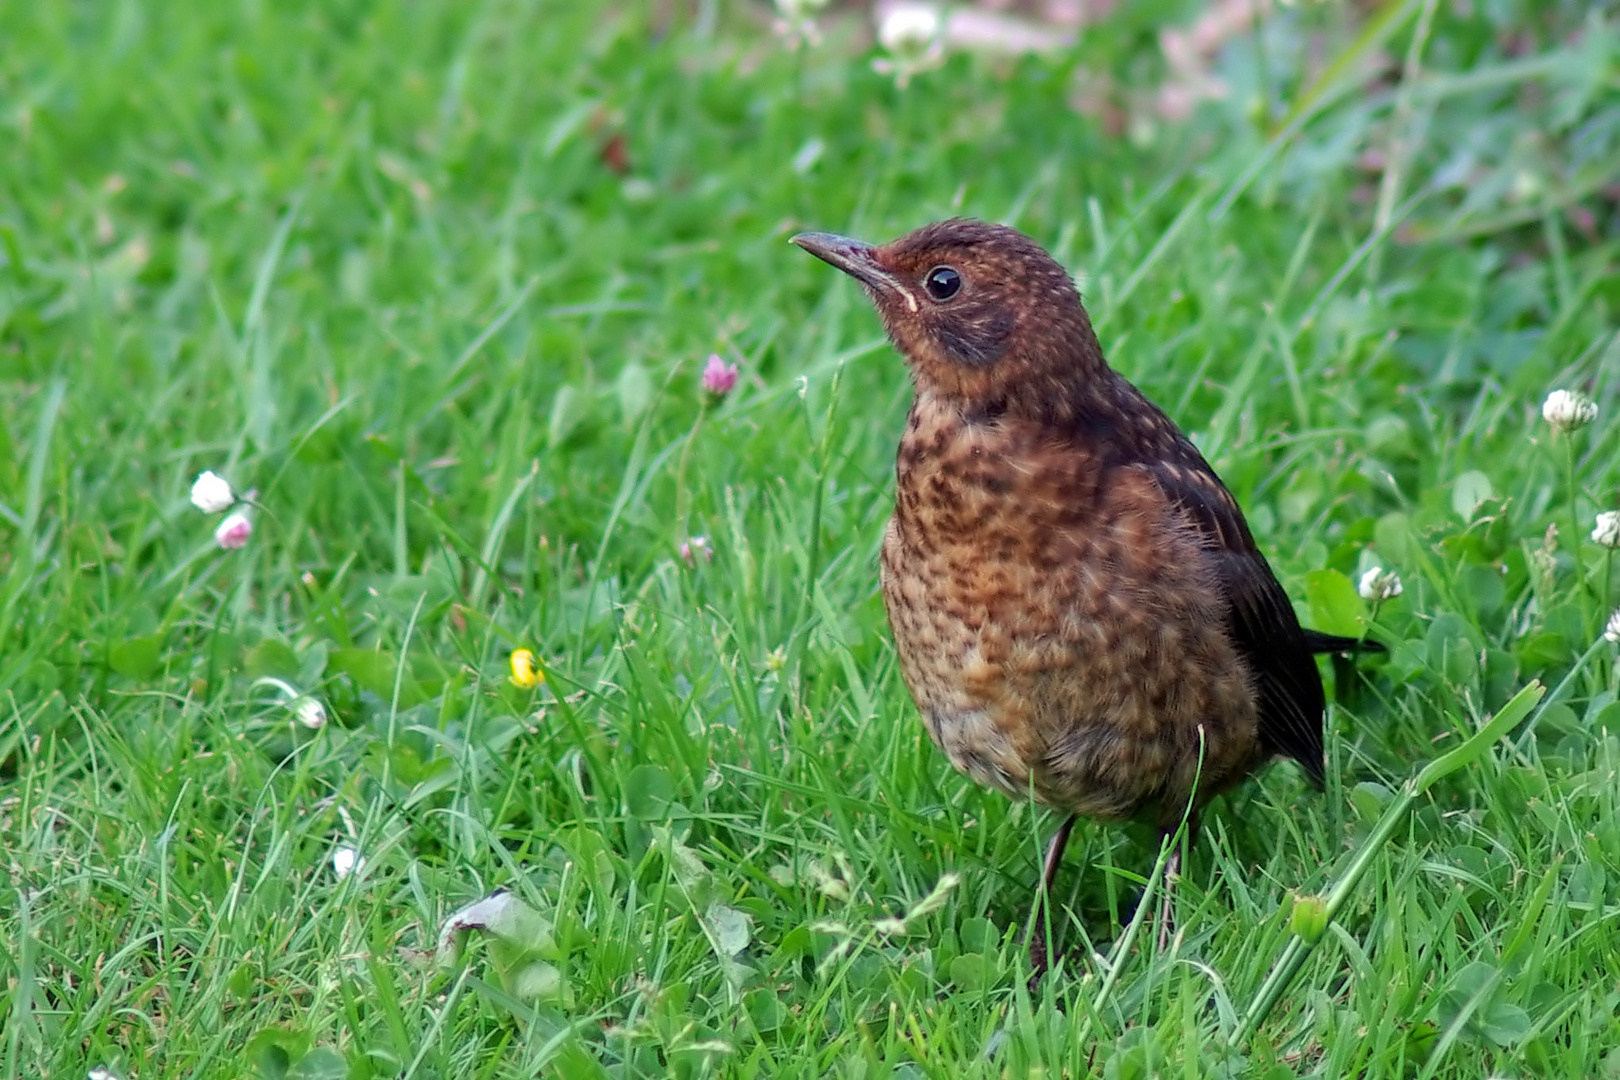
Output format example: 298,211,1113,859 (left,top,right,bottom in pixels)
1131,449,1327,787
